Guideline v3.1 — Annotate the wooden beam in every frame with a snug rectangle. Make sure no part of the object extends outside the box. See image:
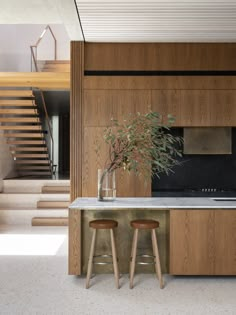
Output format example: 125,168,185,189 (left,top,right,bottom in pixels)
0,72,70,90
